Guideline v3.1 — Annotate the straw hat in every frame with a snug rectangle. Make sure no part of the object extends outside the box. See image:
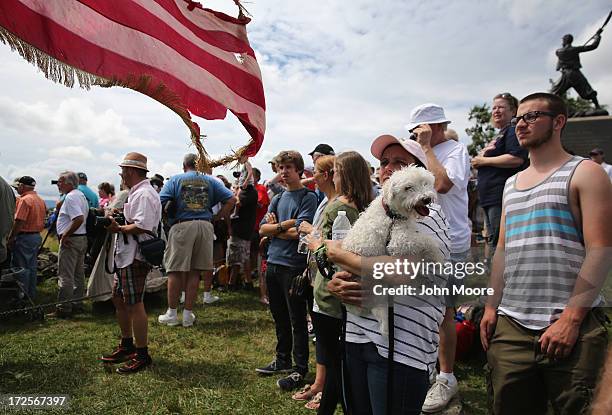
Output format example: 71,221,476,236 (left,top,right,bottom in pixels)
119,152,149,171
